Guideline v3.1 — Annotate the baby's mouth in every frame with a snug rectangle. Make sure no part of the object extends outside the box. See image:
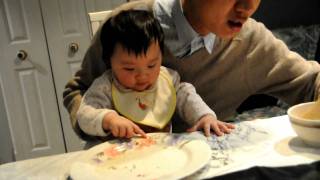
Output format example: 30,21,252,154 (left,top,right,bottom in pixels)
135,83,151,91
